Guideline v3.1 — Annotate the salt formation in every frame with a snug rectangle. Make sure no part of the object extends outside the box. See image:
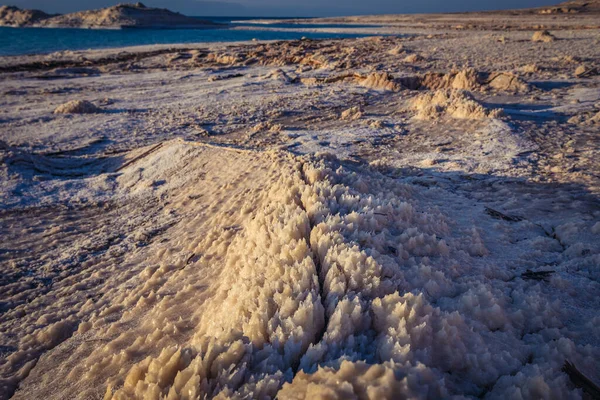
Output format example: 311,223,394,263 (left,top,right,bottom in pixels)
520,64,541,73
340,106,363,121
387,45,404,55
3,137,598,400
532,30,556,42
451,68,480,90
278,360,444,399
485,72,530,92
206,53,239,65
53,100,100,114
403,54,423,63
574,65,598,78
568,110,600,125
358,72,401,91
262,68,295,83
414,69,528,93
411,89,503,120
